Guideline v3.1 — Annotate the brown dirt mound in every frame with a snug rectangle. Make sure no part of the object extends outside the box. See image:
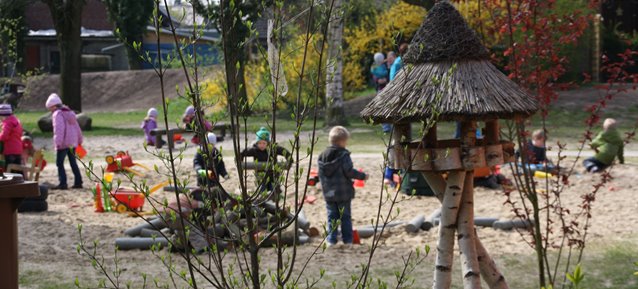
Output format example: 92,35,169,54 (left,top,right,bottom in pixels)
20,68,209,112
